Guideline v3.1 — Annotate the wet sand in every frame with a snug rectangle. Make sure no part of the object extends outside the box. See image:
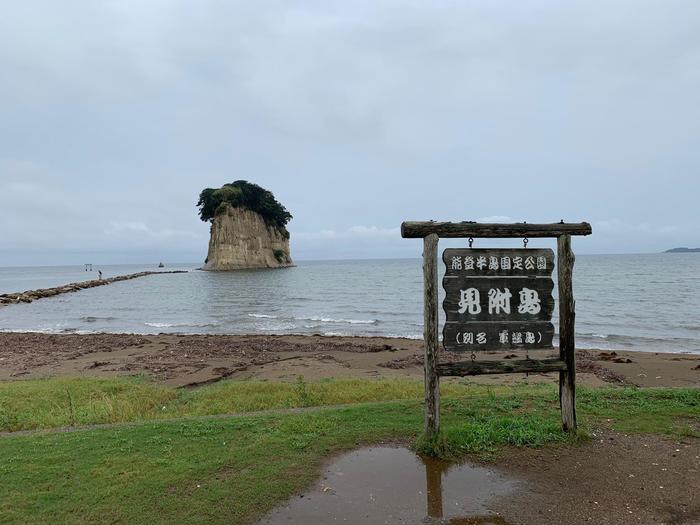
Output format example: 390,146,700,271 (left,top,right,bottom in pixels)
0,332,698,388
